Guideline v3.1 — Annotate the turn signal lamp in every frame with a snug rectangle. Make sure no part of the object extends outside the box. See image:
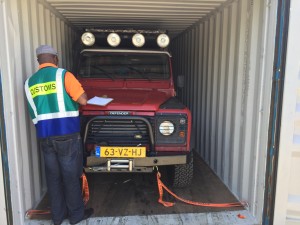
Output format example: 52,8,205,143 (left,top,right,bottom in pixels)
81,32,95,46
179,131,185,138
107,33,121,47
157,34,170,48
132,33,145,47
